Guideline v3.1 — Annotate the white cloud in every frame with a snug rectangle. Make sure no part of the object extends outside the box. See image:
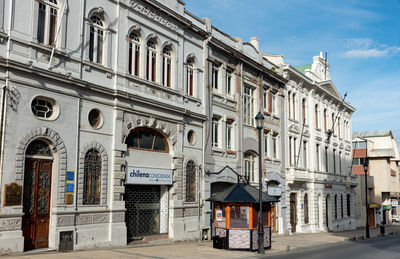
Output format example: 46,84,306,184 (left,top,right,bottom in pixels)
343,38,400,59
344,48,388,58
